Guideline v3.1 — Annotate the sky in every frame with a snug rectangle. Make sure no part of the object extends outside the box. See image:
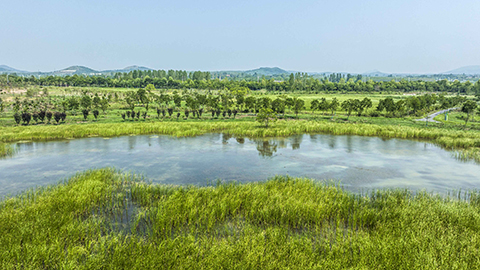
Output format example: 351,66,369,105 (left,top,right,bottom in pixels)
1,0,479,74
